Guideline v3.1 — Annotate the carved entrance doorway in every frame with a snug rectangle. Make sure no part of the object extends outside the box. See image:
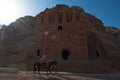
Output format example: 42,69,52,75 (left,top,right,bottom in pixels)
62,50,70,60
